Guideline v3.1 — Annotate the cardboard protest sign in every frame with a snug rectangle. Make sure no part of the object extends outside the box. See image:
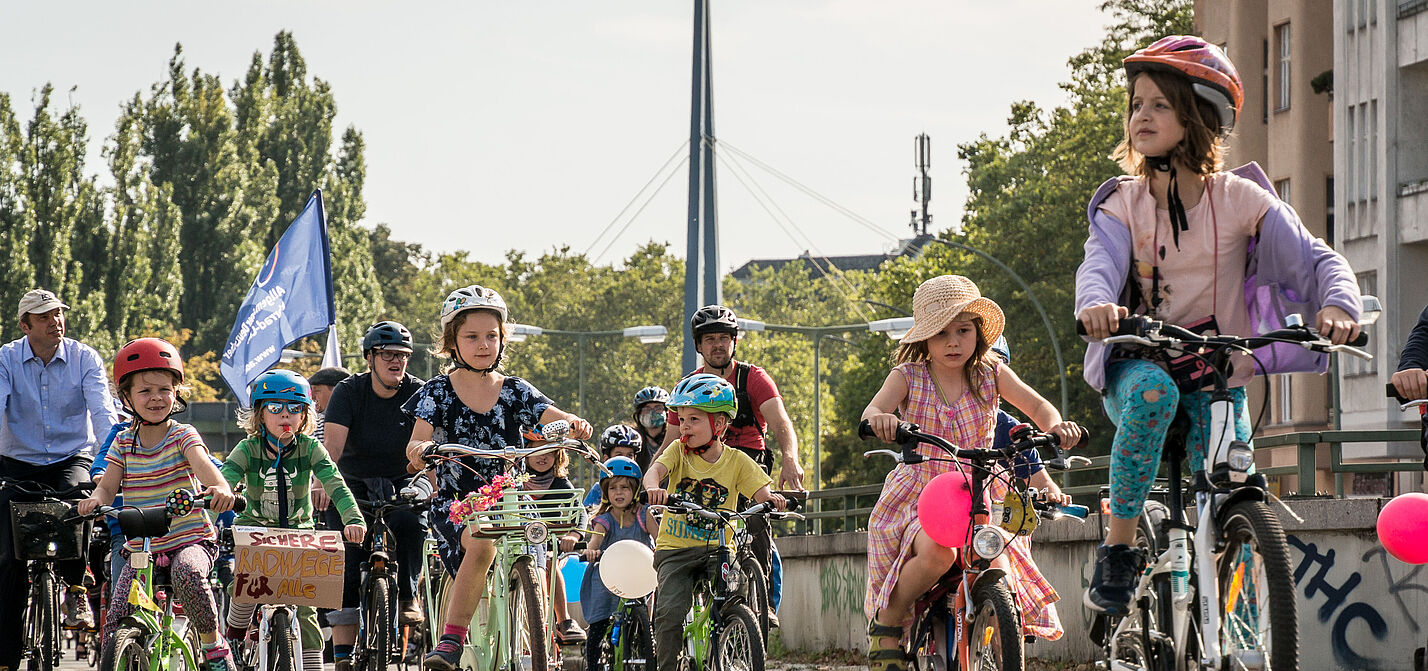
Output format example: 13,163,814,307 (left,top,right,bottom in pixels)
231,525,345,609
